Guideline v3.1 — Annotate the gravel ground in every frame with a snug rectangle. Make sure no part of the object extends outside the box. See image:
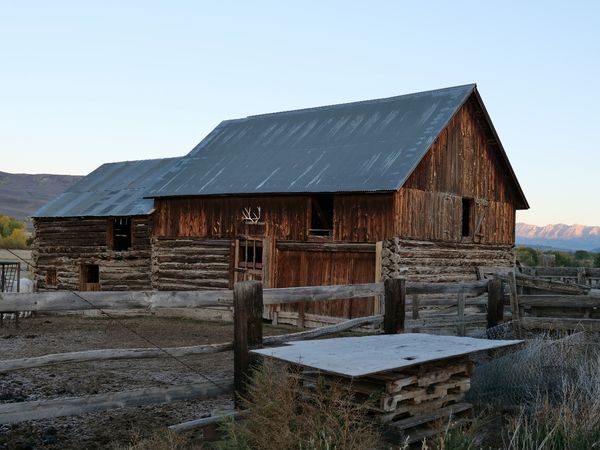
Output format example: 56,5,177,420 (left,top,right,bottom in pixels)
0,314,294,449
